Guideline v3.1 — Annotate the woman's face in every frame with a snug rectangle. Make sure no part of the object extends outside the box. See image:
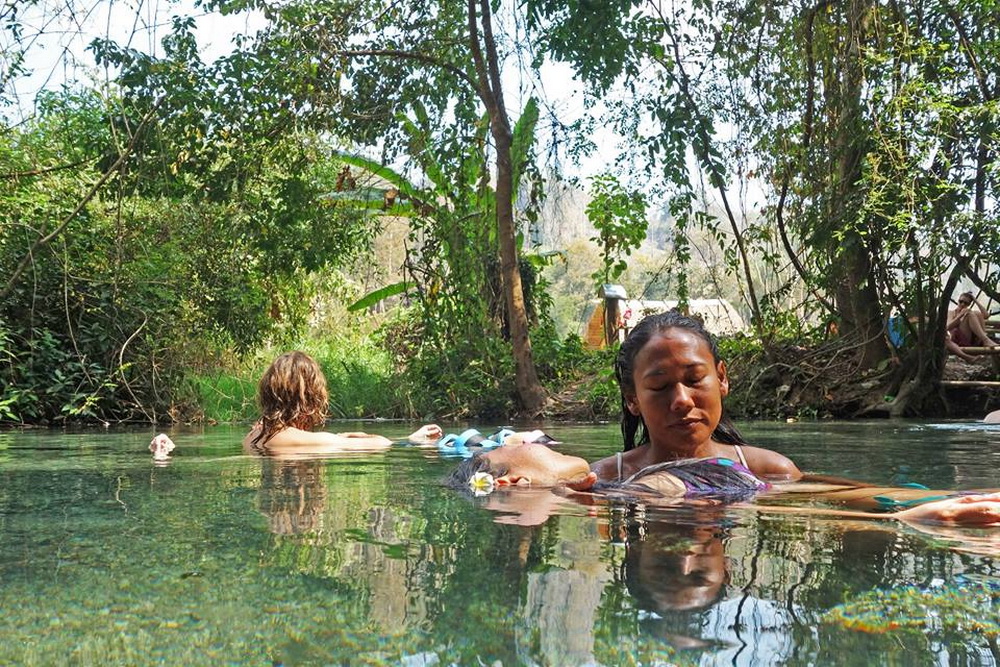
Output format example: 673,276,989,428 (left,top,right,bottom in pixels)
625,328,728,454
484,442,594,489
